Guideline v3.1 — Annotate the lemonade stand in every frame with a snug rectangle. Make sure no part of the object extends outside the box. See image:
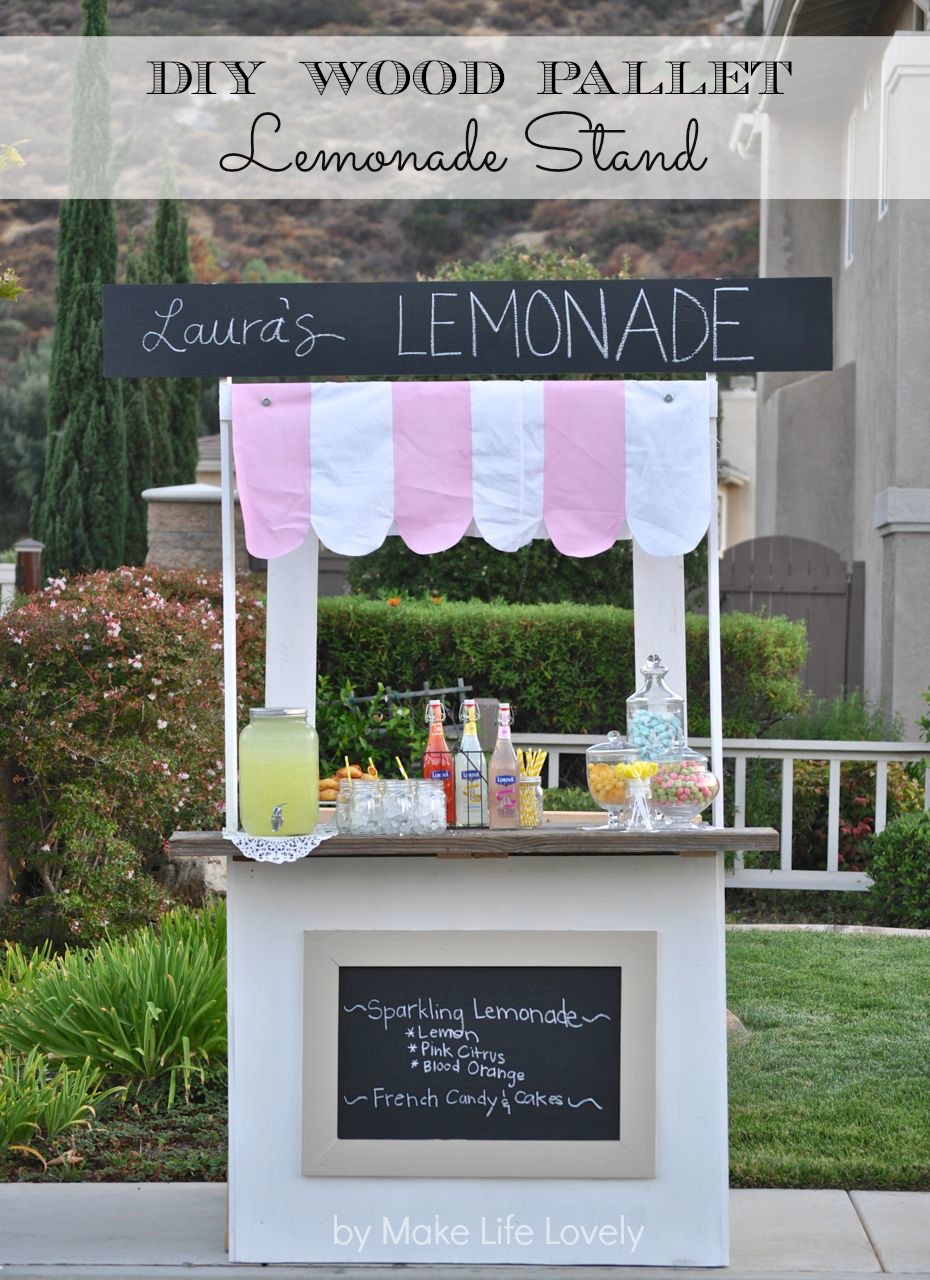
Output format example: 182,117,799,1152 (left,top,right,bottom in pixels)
104,275,830,1266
